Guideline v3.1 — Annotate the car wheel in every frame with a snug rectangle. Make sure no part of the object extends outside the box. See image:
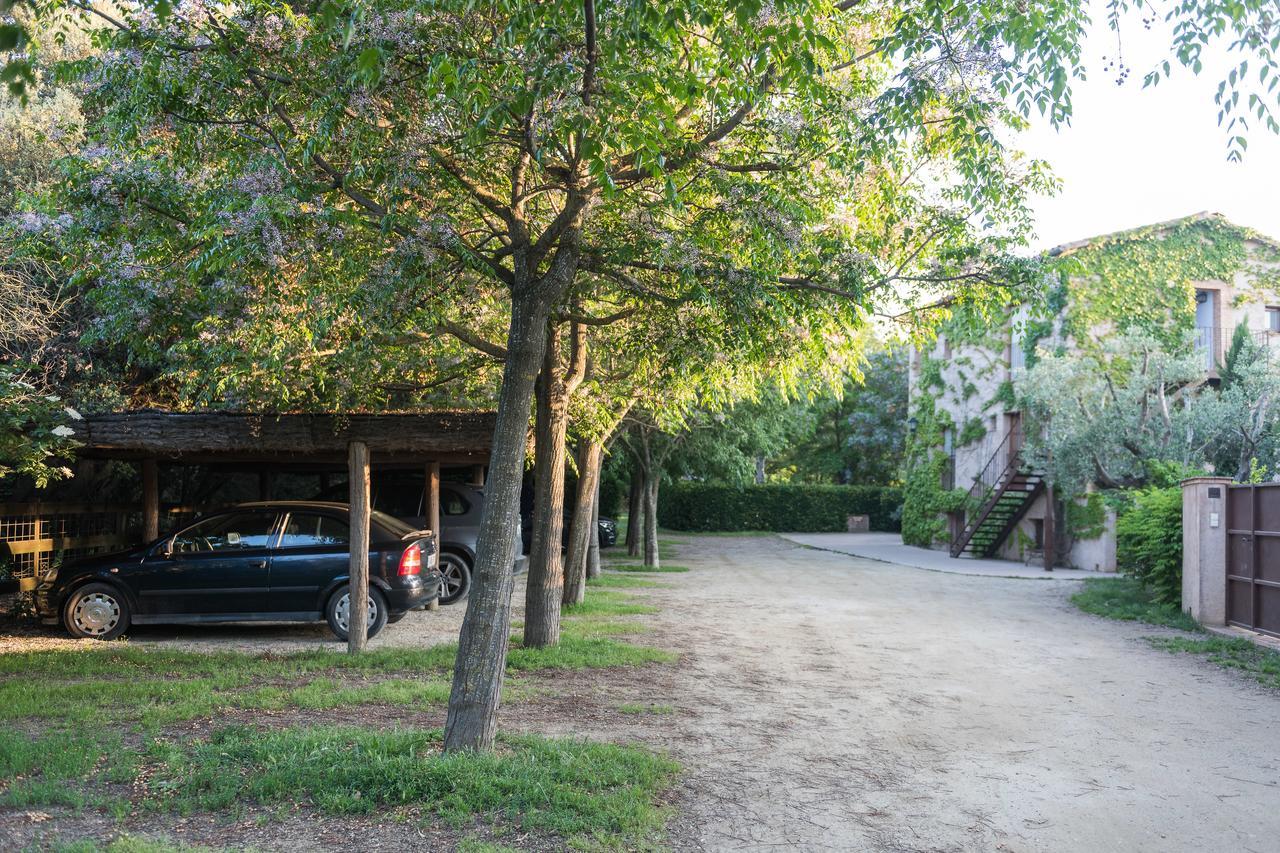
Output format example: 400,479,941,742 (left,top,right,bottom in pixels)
437,552,471,605
63,583,131,641
326,586,389,642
